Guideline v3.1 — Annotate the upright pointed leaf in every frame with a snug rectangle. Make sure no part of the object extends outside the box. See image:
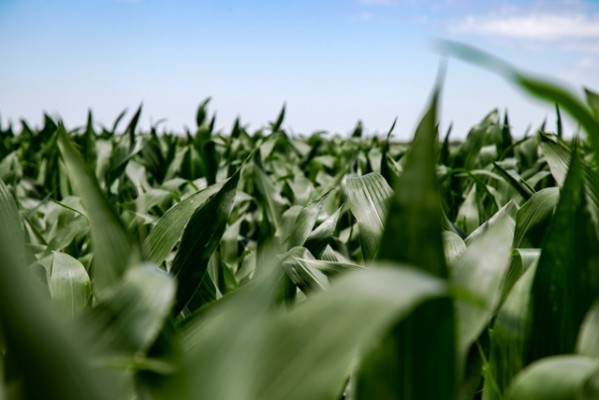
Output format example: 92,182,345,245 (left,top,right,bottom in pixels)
555,104,563,138
124,104,142,152
253,151,285,235
357,80,456,400
143,182,224,265
196,98,211,128
58,127,138,295
270,103,286,133
0,178,107,399
527,147,599,363
377,86,446,274
171,169,240,314
452,202,516,360
483,261,538,400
